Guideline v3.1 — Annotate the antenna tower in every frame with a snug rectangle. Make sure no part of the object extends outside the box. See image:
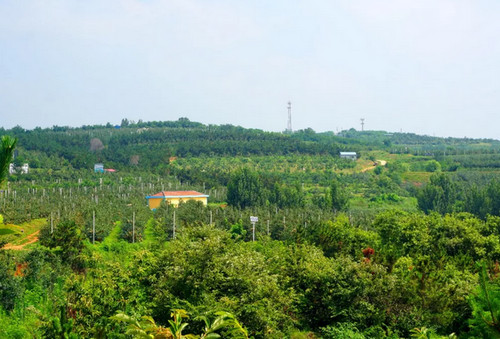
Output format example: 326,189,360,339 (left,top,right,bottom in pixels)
287,101,292,133
360,118,365,131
